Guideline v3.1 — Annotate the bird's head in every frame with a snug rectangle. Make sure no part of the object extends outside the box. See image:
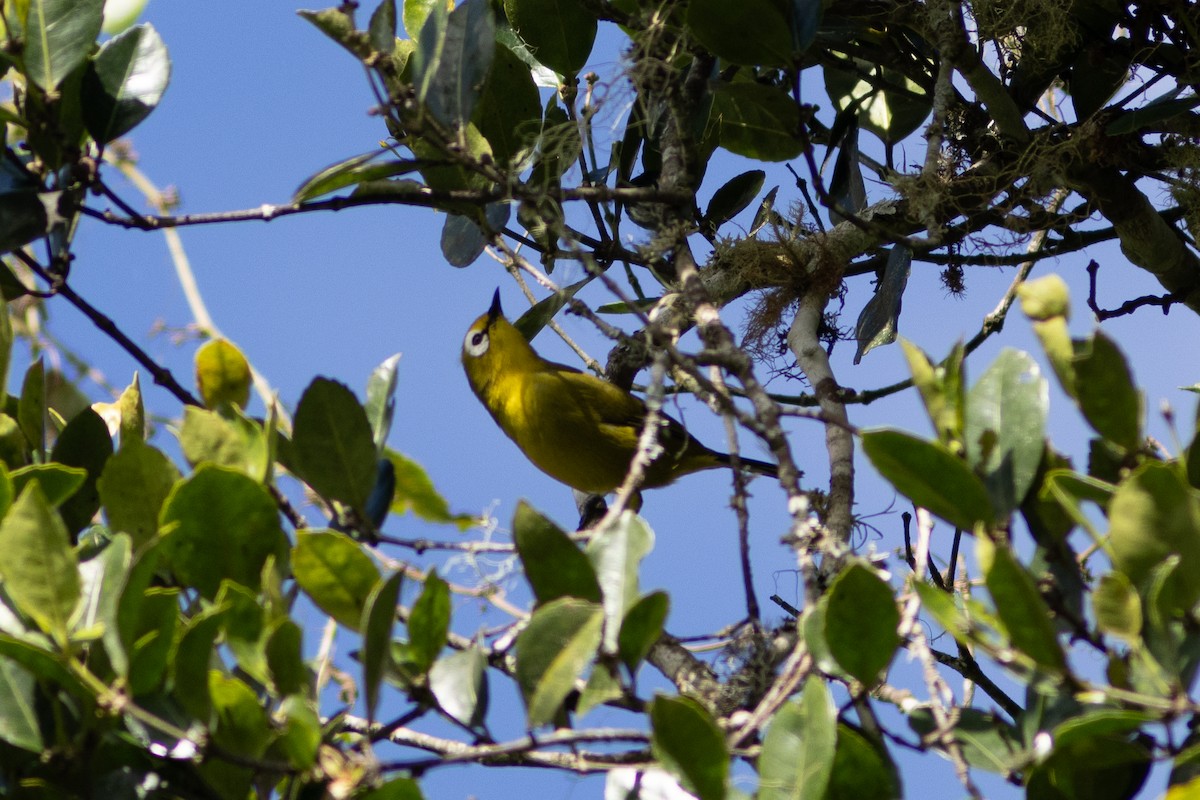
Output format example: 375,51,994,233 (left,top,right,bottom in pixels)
462,290,538,393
